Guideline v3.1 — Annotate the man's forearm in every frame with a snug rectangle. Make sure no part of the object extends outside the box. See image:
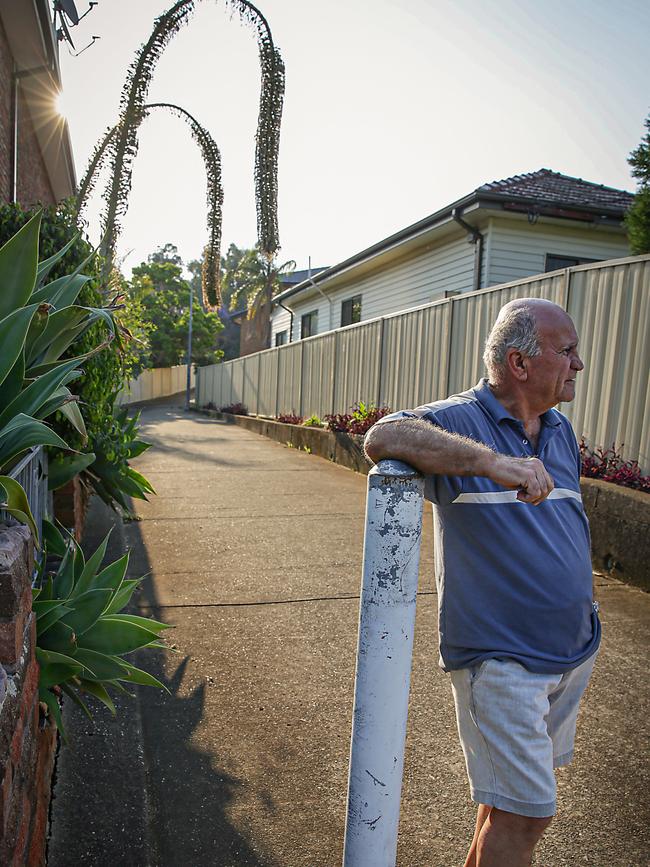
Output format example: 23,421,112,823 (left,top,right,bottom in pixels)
364,419,555,505
364,419,494,477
